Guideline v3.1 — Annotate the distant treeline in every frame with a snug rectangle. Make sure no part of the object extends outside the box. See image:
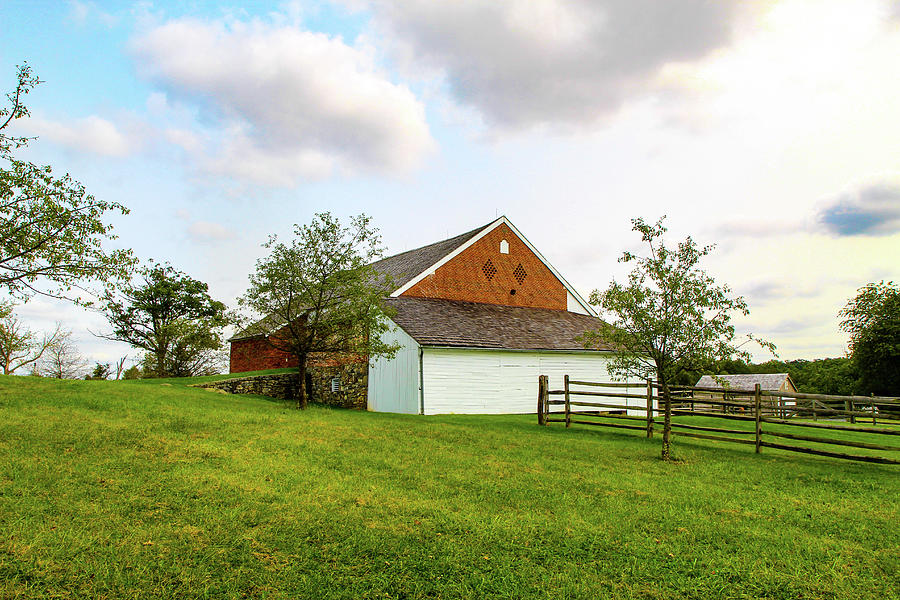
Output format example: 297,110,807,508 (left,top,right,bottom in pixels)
682,357,860,396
